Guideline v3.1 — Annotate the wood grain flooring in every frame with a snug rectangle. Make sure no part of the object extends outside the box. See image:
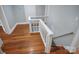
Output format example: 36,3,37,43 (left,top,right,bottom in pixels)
0,26,8,38
1,24,79,54
50,46,70,54
0,24,45,54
